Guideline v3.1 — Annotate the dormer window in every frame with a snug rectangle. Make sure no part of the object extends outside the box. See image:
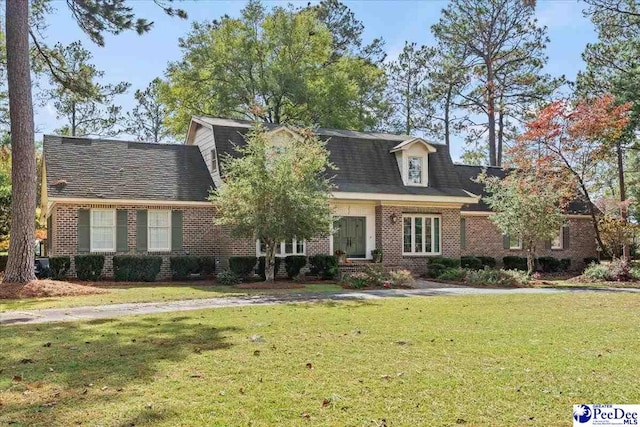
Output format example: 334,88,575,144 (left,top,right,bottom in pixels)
408,156,423,185
390,137,436,188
